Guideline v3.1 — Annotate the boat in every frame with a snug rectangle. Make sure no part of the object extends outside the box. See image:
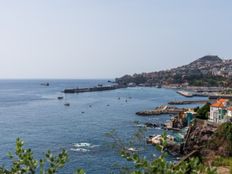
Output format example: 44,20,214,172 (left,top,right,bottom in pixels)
57,96,64,100
64,103,70,107
40,82,49,86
